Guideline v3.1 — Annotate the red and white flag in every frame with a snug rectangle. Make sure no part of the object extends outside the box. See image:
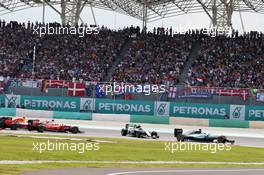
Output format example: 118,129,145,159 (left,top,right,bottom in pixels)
0,82,4,93
46,80,68,88
216,88,250,101
168,86,177,98
68,82,86,97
